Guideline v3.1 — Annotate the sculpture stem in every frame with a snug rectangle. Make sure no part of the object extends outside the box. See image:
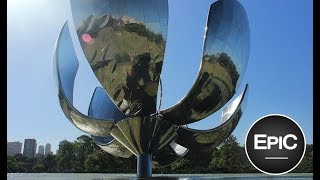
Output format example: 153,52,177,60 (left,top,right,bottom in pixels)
137,154,152,178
